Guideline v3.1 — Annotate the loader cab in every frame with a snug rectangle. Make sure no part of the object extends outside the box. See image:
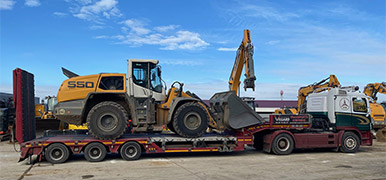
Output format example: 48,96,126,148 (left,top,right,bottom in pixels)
127,59,166,102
